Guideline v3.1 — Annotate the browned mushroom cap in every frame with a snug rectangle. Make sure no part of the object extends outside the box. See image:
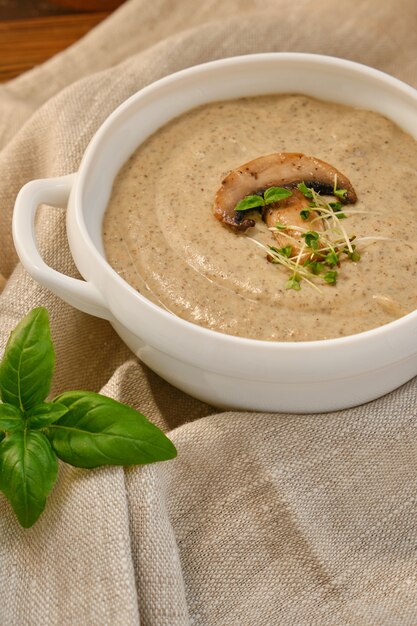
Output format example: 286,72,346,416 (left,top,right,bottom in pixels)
213,152,357,232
